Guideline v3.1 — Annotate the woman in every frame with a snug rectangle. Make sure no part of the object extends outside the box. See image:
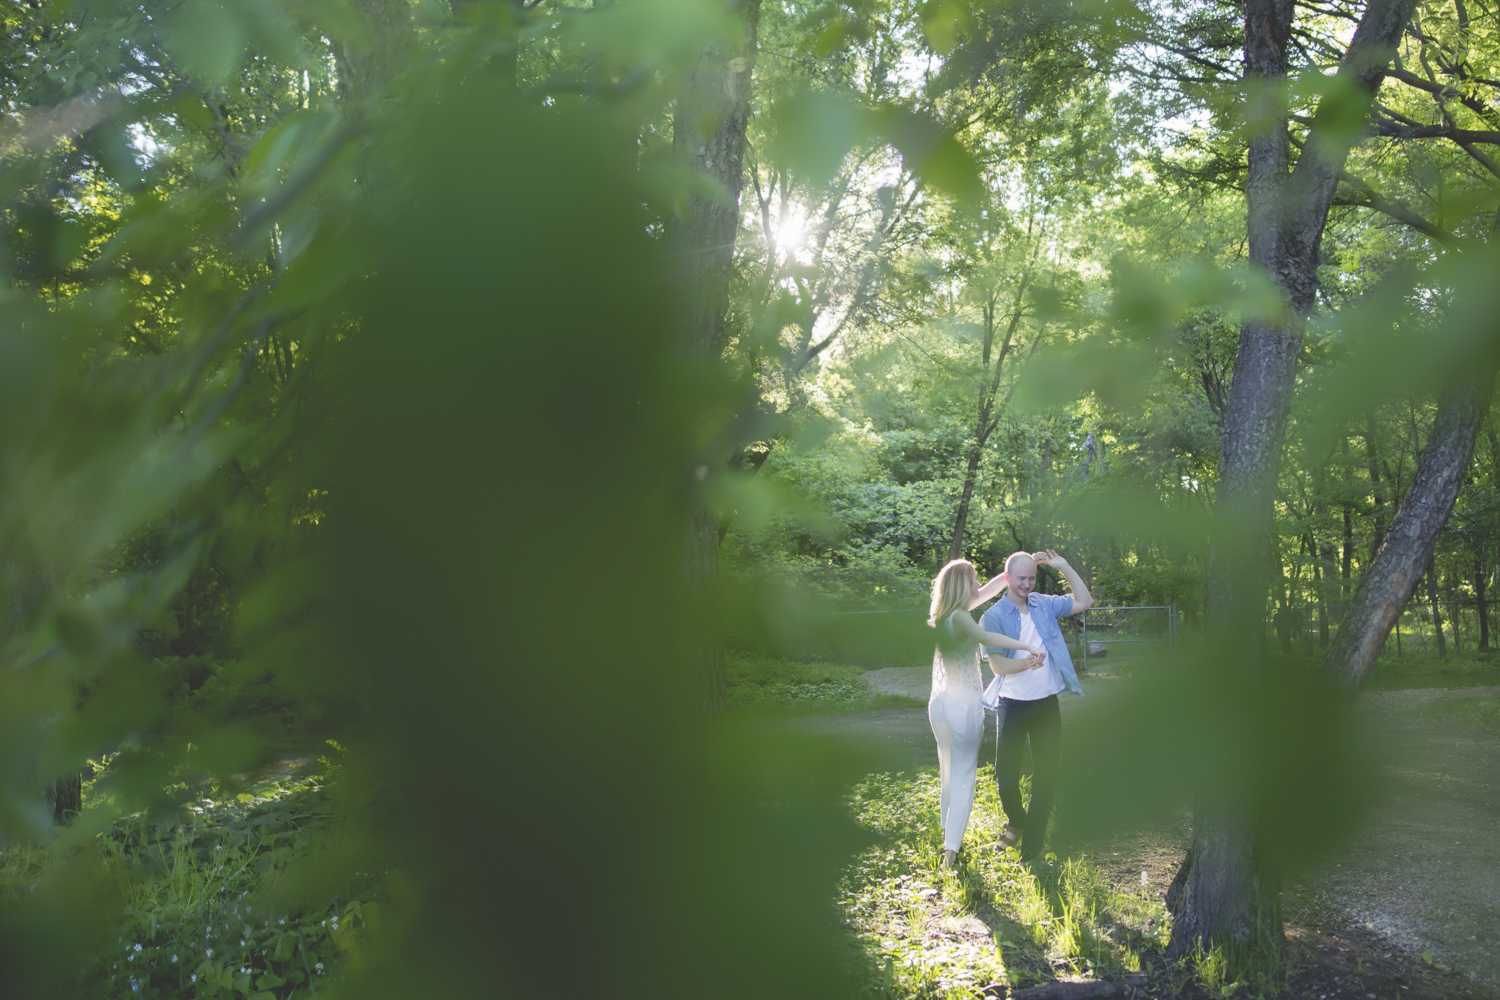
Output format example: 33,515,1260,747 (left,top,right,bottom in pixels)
928,559,1045,868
